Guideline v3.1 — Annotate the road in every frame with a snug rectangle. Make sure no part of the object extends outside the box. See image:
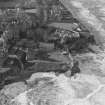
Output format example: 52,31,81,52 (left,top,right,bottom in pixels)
60,0,105,44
